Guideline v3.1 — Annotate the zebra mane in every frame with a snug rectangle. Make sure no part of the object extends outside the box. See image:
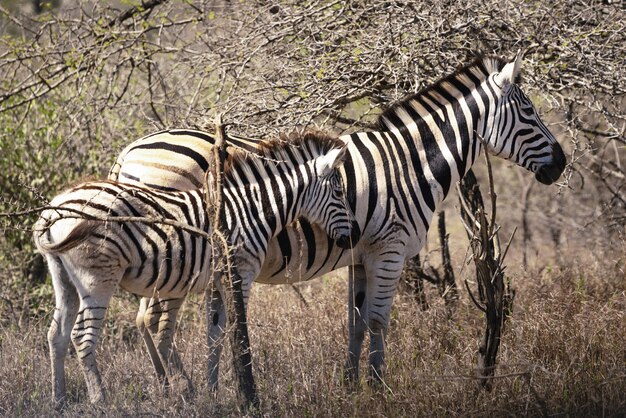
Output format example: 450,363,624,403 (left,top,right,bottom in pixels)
377,54,515,131
222,129,344,180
